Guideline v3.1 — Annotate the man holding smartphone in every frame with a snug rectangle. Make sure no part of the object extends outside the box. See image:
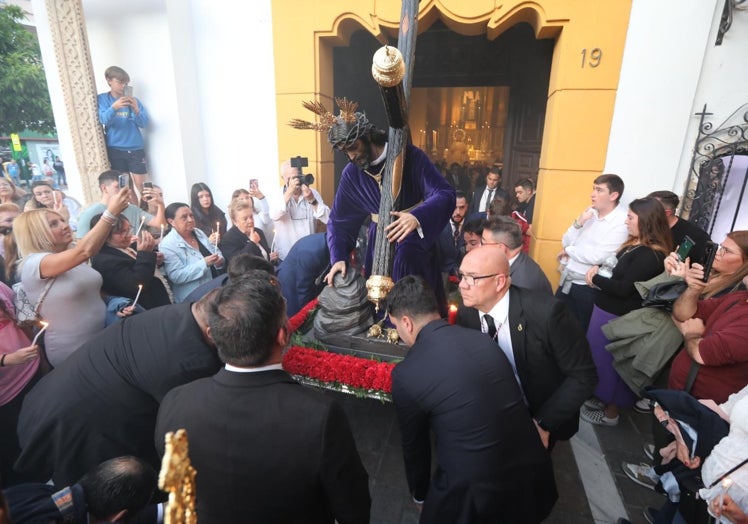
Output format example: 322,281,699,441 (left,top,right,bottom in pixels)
97,65,150,195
